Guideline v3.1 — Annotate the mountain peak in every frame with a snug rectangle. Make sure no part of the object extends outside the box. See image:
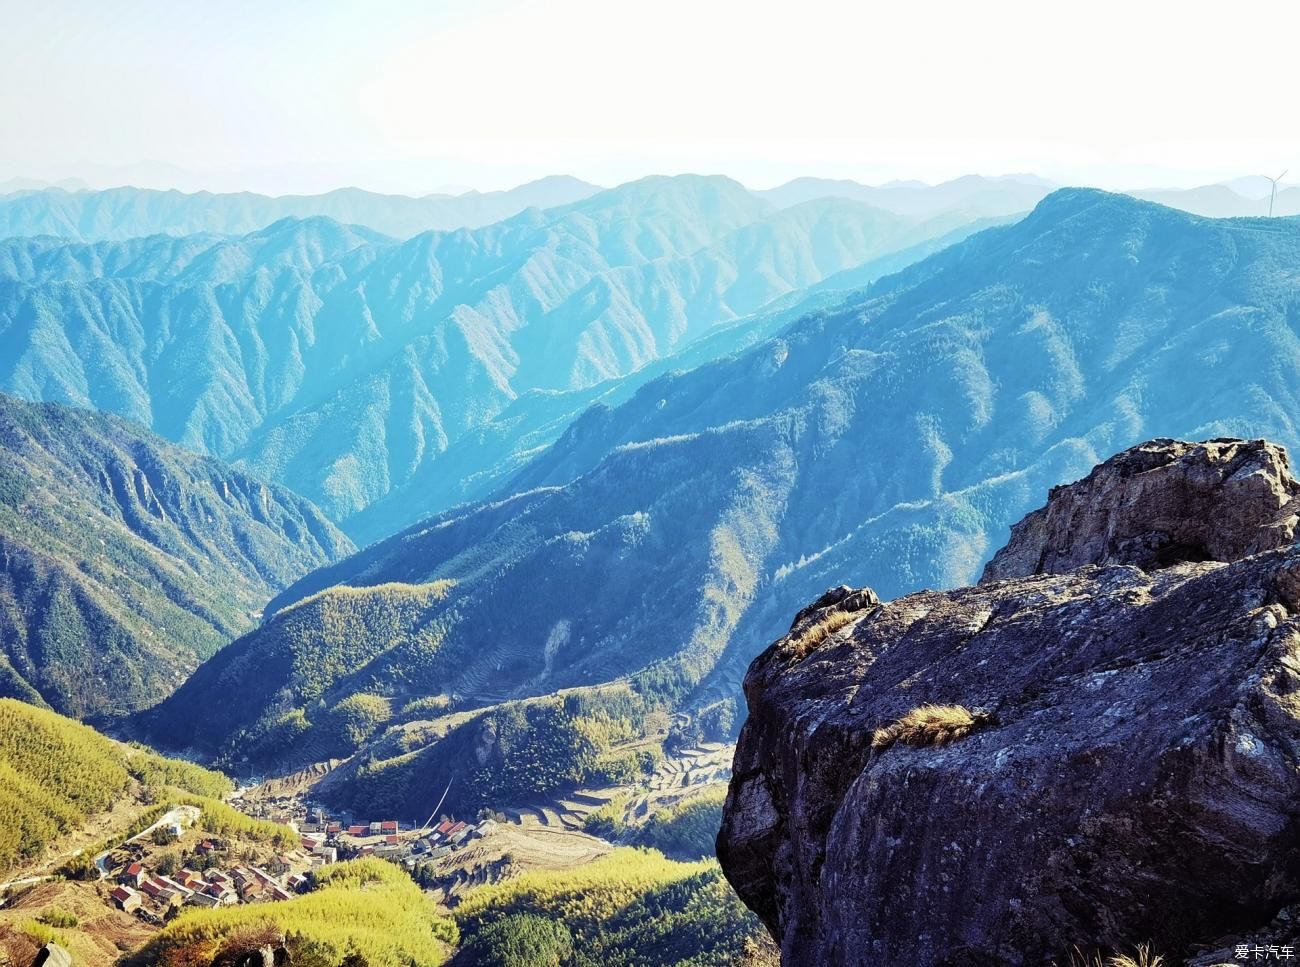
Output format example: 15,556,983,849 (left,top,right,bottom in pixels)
583,173,759,210
1012,185,1193,230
